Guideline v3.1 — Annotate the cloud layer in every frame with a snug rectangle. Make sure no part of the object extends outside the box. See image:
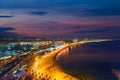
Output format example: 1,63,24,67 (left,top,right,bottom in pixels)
30,11,48,15
0,27,21,37
0,15,14,18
